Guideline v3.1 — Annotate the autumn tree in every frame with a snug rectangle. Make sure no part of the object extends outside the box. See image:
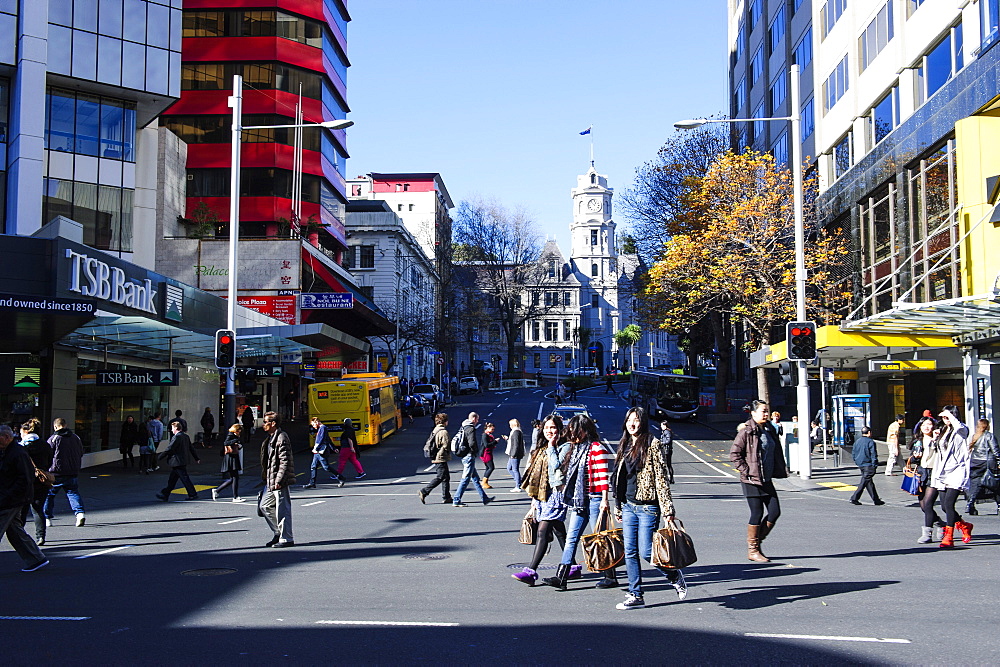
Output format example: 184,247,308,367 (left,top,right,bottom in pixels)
452,198,551,374
642,150,851,403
